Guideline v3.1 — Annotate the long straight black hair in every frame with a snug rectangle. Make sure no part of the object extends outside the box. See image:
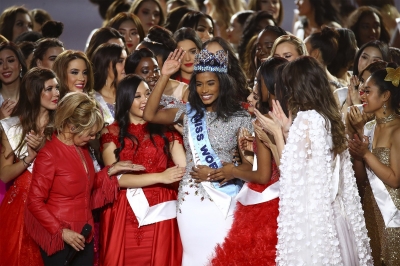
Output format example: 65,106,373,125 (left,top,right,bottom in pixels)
114,74,171,161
